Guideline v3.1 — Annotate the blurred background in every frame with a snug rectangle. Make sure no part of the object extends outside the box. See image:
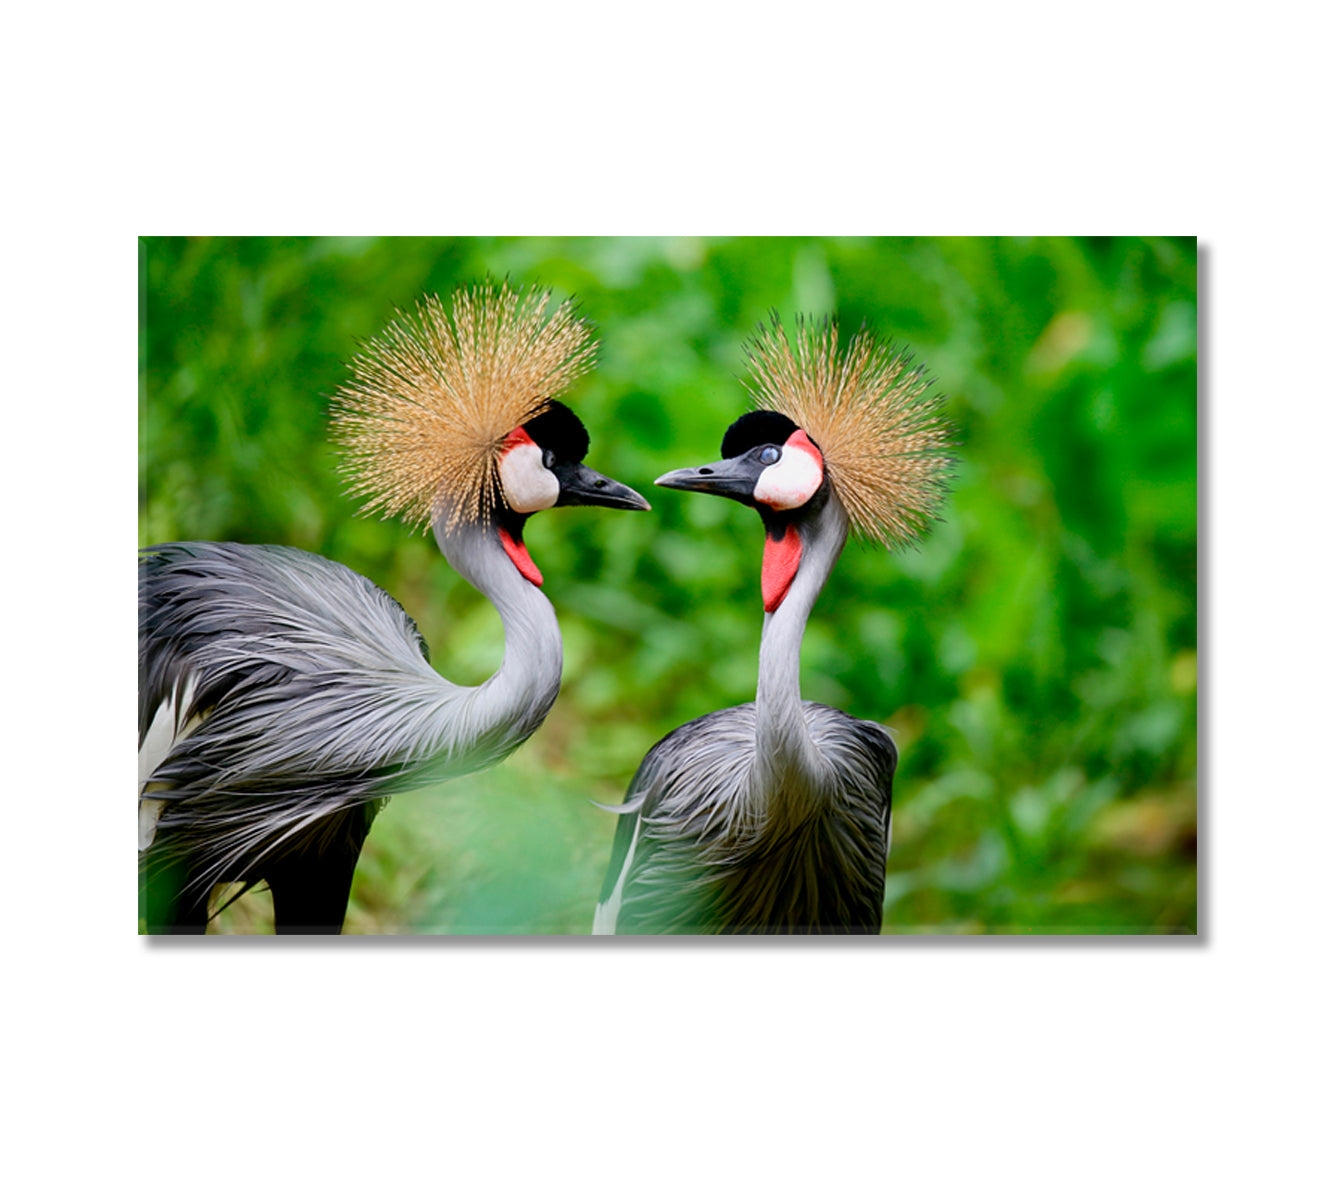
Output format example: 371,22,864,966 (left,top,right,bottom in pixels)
139,236,1197,934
